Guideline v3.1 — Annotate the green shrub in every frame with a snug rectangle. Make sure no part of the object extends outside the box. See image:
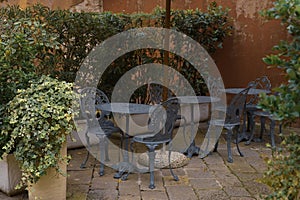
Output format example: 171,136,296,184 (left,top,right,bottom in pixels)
0,7,60,115
259,0,300,199
0,3,232,99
